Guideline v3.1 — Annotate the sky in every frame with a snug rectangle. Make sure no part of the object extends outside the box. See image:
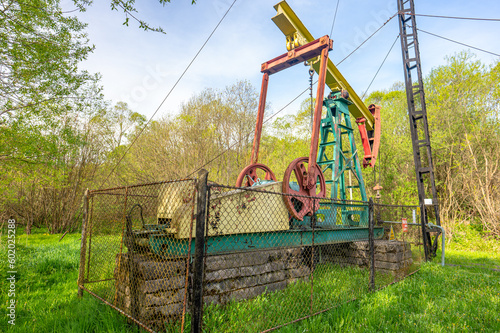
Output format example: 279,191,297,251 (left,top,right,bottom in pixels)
65,0,500,120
